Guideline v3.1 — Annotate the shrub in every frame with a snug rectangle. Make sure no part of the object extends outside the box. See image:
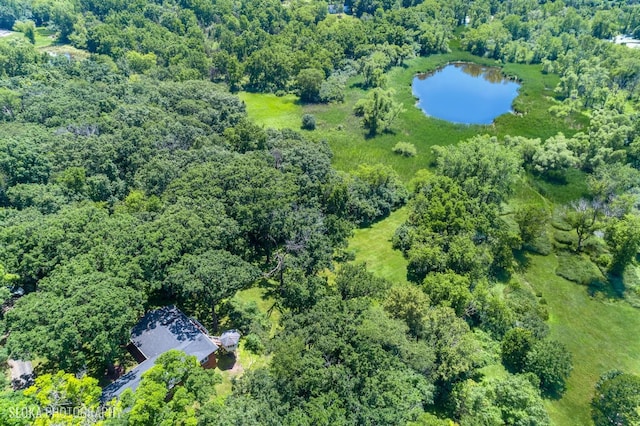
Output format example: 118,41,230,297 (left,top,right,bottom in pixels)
592,371,640,426
524,339,573,395
301,114,316,130
555,251,604,285
244,333,265,354
392,142,417,157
